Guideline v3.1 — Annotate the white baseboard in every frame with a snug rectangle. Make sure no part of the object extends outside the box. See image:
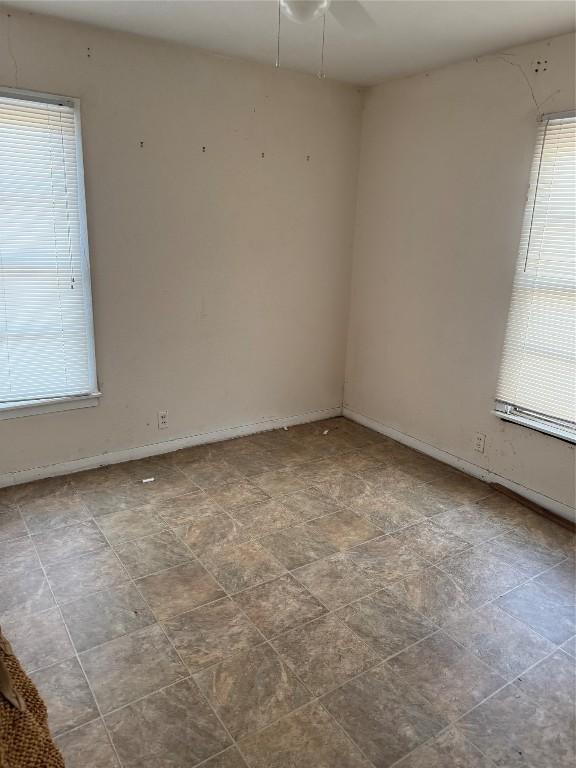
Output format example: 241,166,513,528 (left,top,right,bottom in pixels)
344,407,575,523
0,407,342,489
